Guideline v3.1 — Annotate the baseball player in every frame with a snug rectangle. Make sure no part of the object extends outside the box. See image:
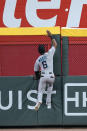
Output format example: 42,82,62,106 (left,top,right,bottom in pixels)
34,30,57,111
